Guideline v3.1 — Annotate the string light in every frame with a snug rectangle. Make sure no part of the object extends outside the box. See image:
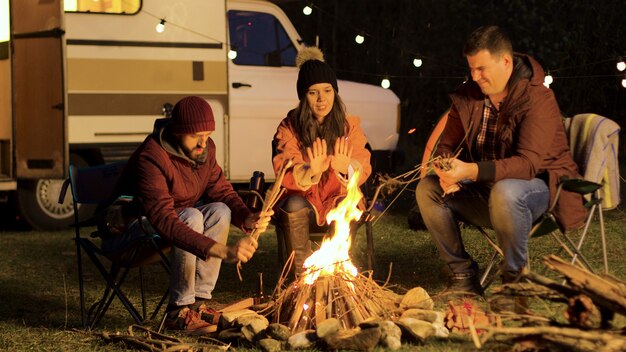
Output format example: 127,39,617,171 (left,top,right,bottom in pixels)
617,58,626,72
140,6,624,90
543,72,553,88
303,4,313,16
155,19,166,33
381,77,391,89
